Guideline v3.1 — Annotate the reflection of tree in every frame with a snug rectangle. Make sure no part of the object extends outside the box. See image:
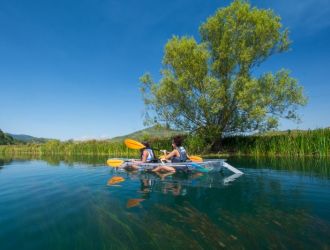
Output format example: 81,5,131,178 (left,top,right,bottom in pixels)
41,154,107,166
0,153,108,166
0,158,13,169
